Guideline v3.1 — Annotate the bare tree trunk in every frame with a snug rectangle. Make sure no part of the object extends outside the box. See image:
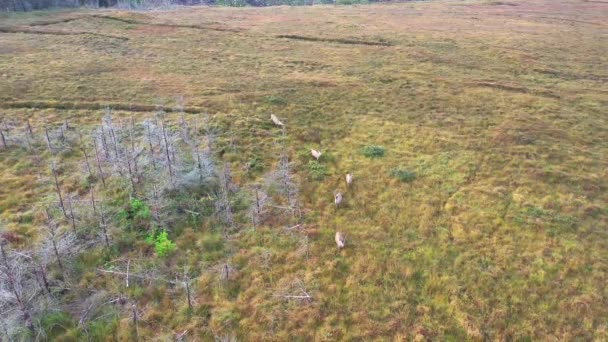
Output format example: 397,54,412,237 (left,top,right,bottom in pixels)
160,119,173,180
146,122,157,171
51,163,68,218
90,187,97,215
79,131,93,179
99,200,110,249
67,195,77,235
130,118,139,180
92,138,106,188
38,264,52,296
0,244,34,333
126,259,130,288
185,277,193,310
45,126,53,151
195,143,203,182
99,125,109,159
131,304,139,342
255,186,261,216
125,150,136,196
0,128,6,149
59,125,65,142
108,118,120,161
219,163,234,229
1,319,11,342
3,121,10,139
45,208,64,273
26,120,33,137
